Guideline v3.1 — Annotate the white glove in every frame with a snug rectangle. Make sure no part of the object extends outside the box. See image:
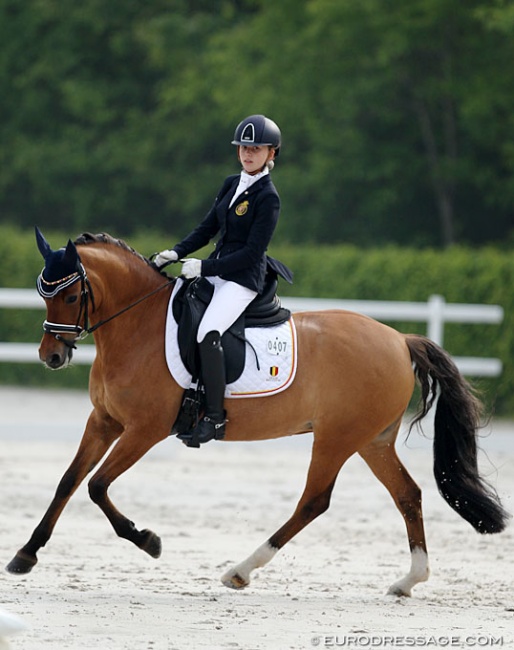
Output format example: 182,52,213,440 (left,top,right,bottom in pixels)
154,249,178,268
181,258,202,279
